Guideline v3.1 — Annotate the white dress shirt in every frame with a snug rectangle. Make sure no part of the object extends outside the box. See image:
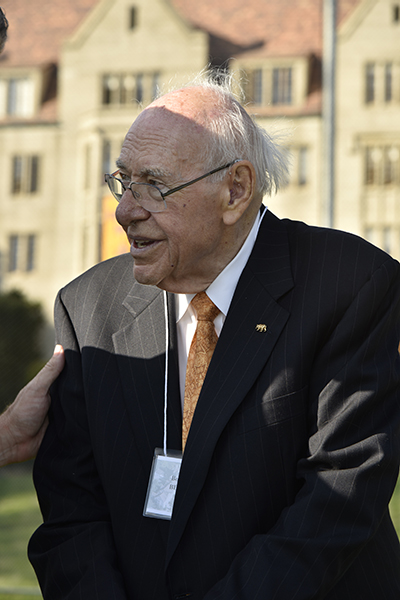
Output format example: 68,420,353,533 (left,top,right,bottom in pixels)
175,209,267,405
